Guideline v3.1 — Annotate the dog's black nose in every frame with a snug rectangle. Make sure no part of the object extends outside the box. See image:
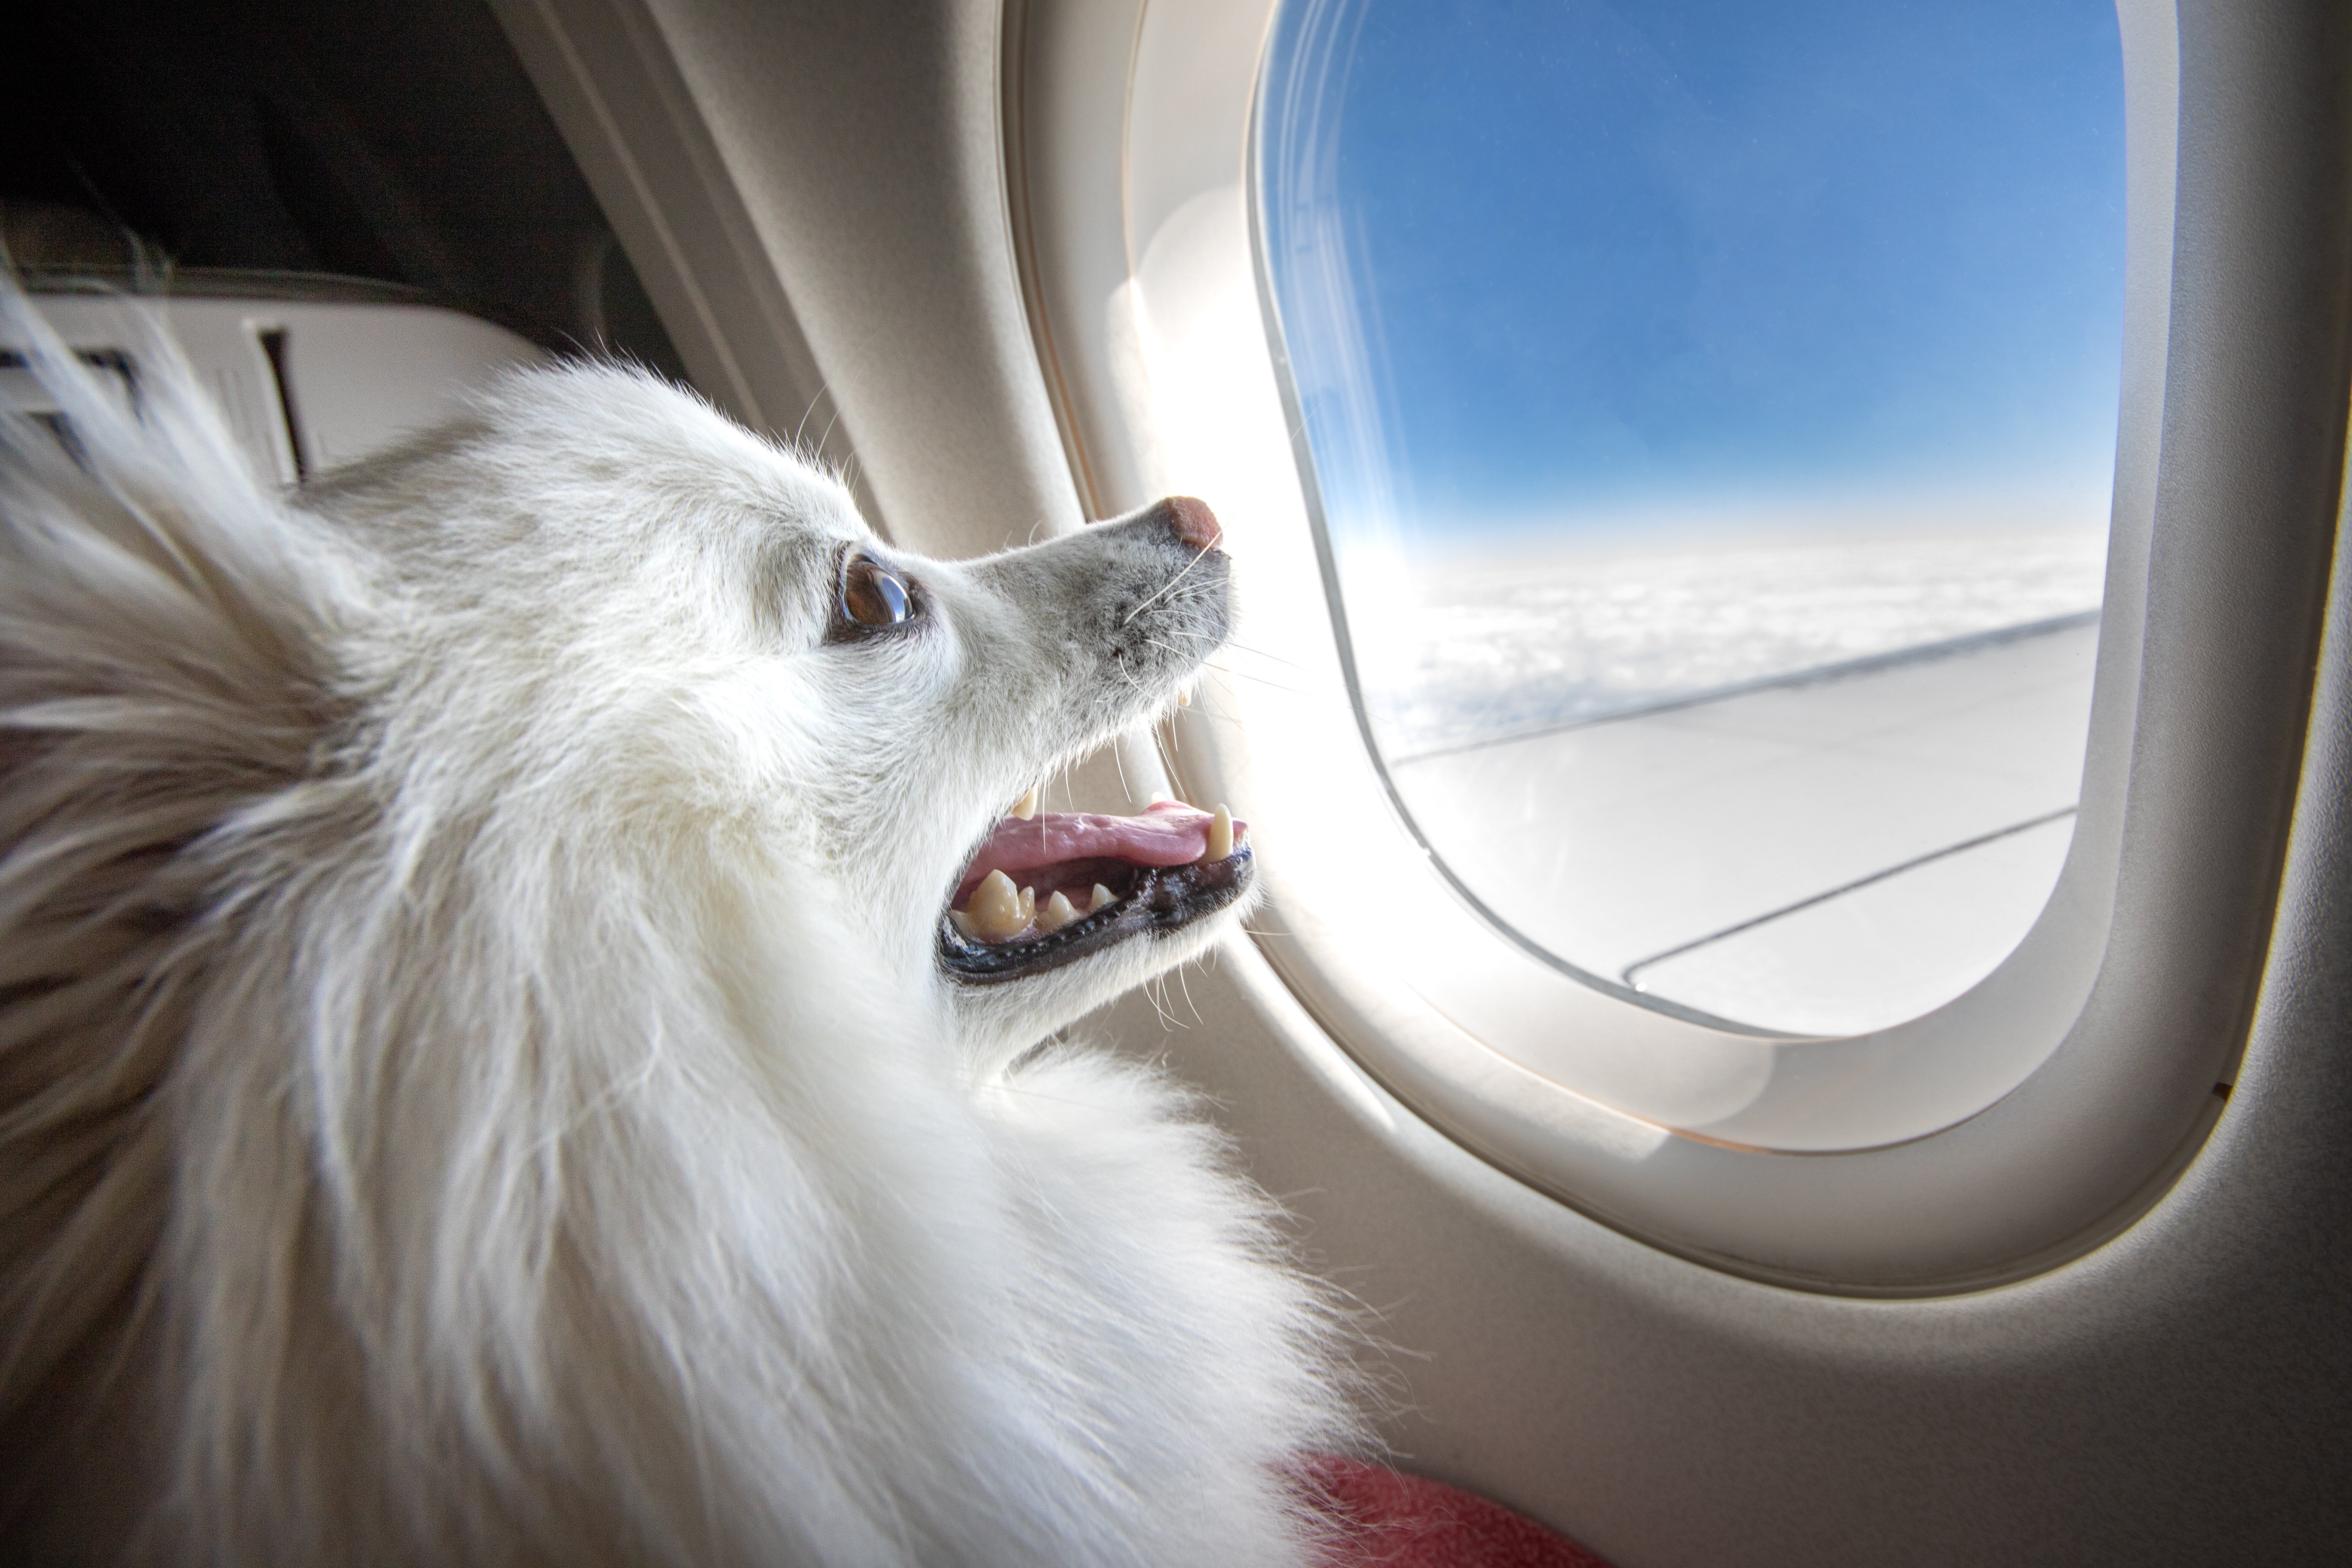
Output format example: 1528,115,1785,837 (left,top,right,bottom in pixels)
1156,496,1222,553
